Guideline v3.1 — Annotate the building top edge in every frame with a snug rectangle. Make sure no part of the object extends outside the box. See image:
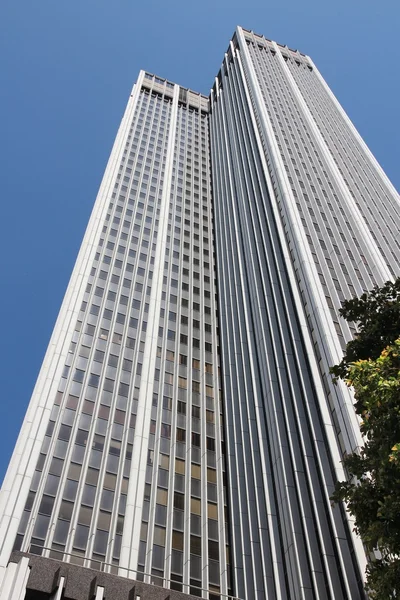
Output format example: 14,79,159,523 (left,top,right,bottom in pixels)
138,25,311,107
237,25,308,57
142,70,209,101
